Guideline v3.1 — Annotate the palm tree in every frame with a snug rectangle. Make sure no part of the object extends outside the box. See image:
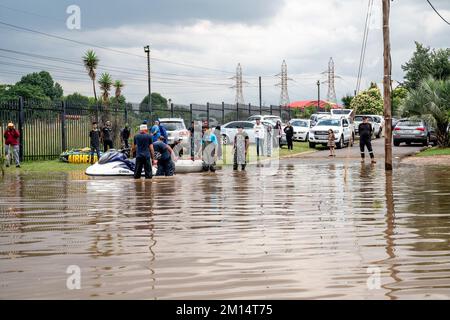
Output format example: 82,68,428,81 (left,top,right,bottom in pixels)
113,80,124,100
402,77,450,147
98,72,113,106
82,50,99,101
